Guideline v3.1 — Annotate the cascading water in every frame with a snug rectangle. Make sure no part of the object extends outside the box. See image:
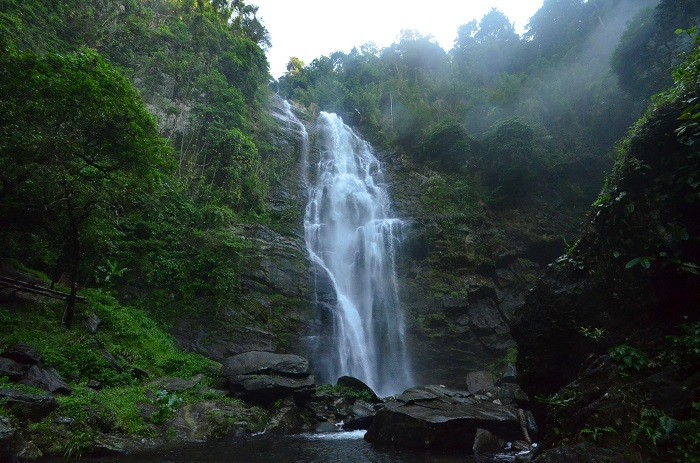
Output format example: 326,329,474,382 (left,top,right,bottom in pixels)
304,111,413,396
